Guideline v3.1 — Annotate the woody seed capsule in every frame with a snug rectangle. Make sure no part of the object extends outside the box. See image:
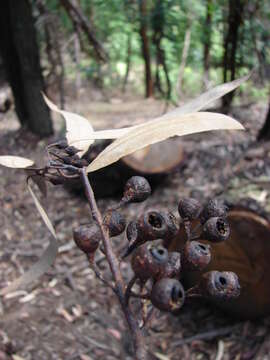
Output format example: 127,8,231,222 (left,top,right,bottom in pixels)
73,223,101,254
182,241,211,271
123,176,151,203
150,278,185,313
